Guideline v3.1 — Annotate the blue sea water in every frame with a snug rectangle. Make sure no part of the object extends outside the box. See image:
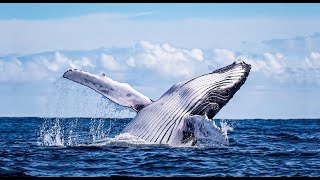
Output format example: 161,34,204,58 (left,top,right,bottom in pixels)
0,117,319,177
